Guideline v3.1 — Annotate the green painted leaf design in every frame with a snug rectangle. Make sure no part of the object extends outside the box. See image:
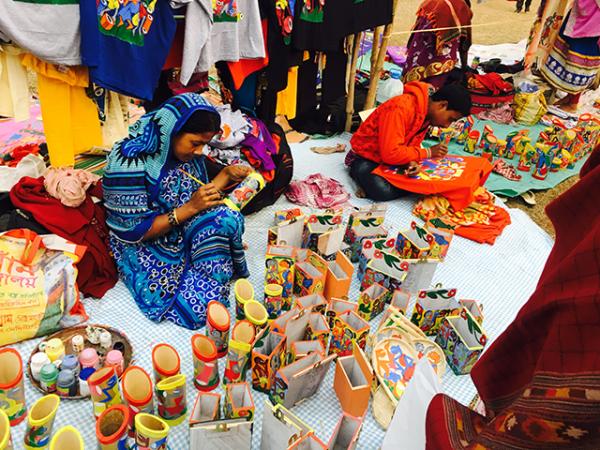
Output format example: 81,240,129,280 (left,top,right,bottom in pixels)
429,218,454,230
